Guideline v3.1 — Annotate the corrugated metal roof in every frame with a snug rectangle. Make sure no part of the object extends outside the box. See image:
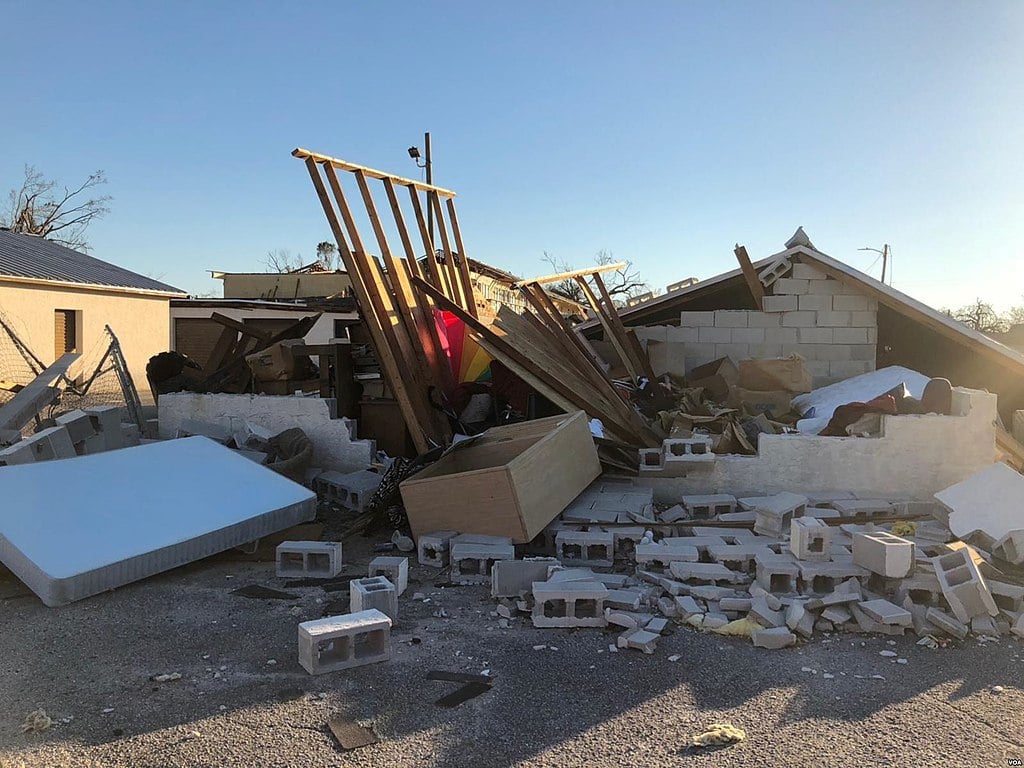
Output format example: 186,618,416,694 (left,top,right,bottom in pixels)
0,229,185,295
